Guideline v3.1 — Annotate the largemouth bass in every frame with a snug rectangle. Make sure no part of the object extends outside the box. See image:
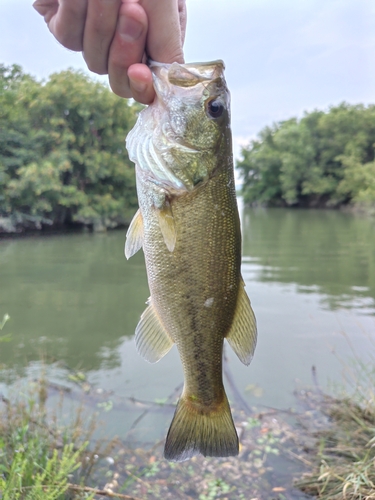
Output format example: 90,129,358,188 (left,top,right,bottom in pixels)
125,60,257,462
